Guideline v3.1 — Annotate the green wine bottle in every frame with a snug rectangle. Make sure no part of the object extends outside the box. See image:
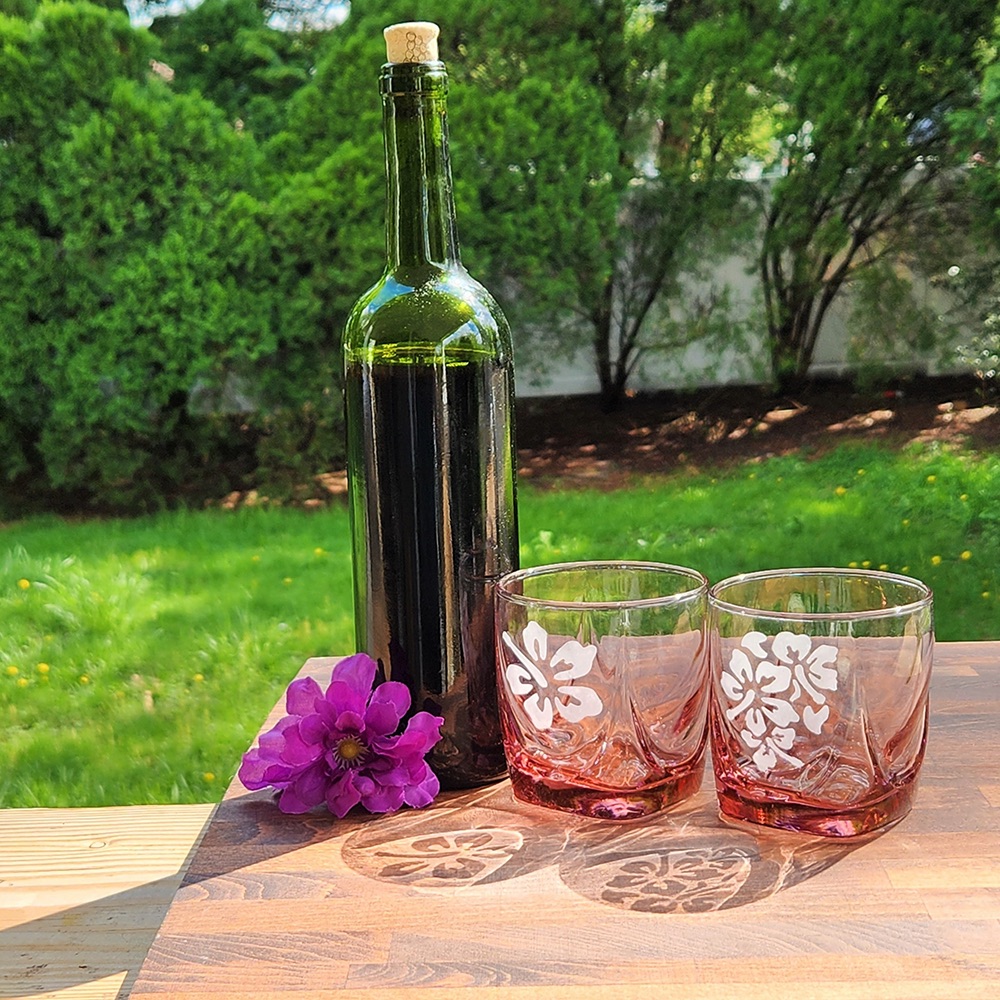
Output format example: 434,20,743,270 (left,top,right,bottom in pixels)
343,22,518,789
